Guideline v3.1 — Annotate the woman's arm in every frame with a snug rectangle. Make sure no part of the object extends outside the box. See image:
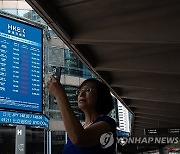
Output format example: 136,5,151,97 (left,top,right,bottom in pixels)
47,76,111,146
